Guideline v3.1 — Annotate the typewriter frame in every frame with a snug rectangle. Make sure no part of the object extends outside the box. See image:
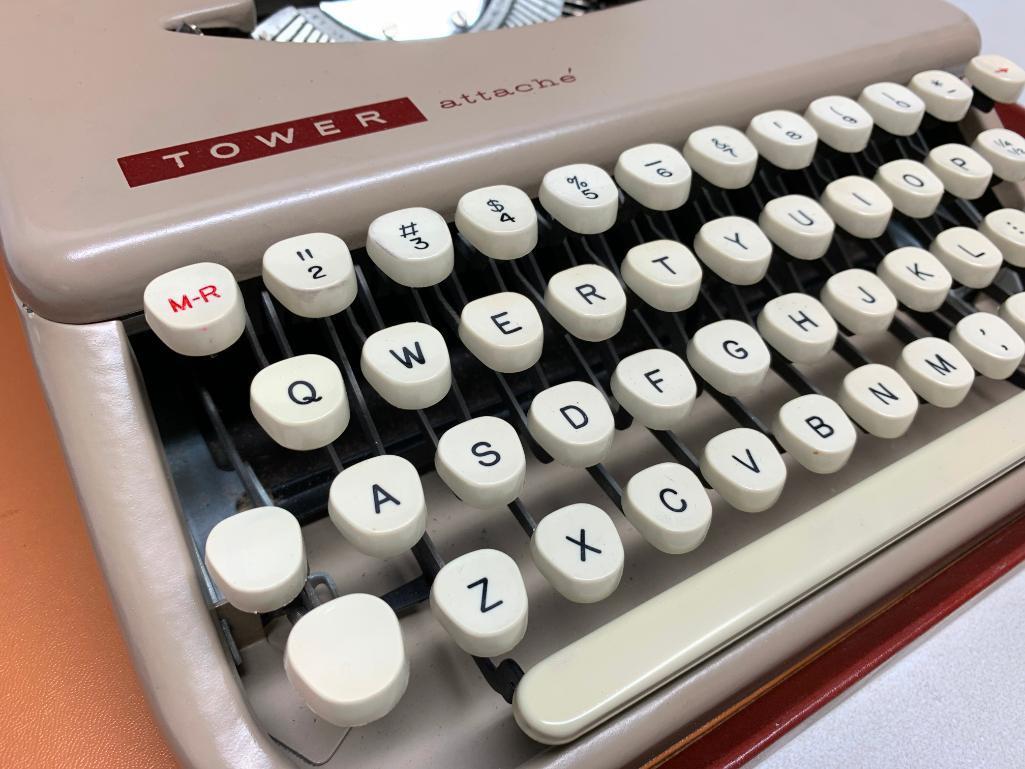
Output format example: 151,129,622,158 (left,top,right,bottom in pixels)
6,0,1025,767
